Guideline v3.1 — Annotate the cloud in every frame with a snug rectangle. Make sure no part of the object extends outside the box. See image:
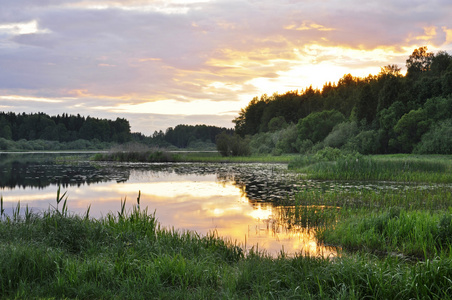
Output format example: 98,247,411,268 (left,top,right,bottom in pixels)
0,0,451,133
